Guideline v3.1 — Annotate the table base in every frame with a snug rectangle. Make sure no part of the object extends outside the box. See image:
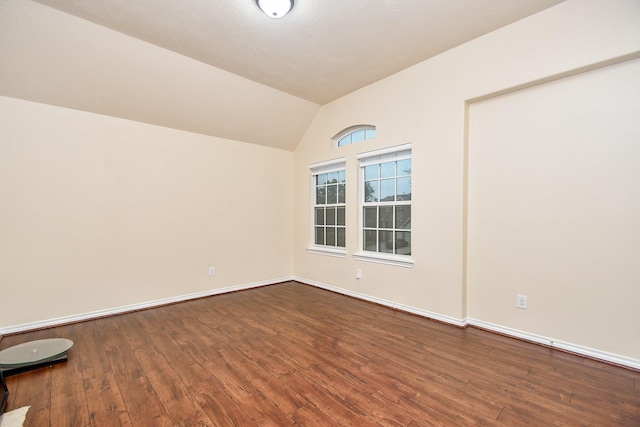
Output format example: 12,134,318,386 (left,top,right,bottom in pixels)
1,353,68,377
